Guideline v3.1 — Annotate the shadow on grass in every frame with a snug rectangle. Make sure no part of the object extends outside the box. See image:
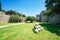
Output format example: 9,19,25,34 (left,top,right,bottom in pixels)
39,23,60,36
32,28,38,34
